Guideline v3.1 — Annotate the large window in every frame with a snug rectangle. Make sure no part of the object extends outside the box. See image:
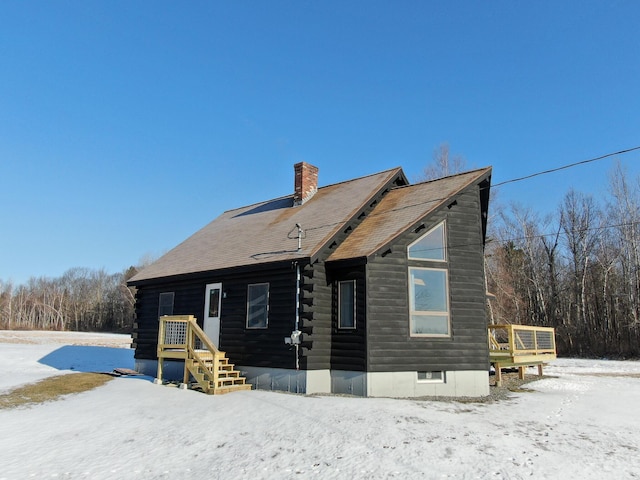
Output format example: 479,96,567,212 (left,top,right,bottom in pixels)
247,283,269,329
338,280,356,329
408,222,446,261
409,267,450,336
158,292,174,317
